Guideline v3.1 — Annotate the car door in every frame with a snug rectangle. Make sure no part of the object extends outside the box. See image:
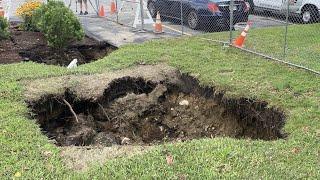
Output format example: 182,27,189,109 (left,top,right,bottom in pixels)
168,0,183,19
155,0,171,16
253,0,262,7
255,0,280,10
169,0,200,19
265,0,284,10
270,0,284,11
255,0,269,8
